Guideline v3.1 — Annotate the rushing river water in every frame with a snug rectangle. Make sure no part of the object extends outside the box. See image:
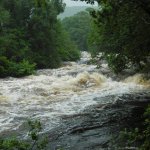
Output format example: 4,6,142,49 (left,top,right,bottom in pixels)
0,52,149,136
